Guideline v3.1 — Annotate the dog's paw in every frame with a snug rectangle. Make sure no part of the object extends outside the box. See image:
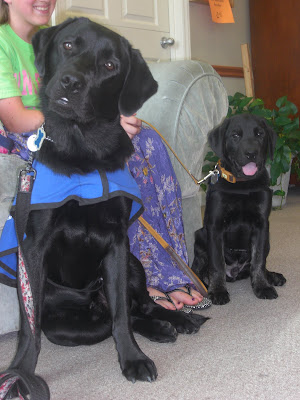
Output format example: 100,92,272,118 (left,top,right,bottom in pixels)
132,318,178,343
209,289,230,305
266,271,287,286
173,313,209,334
149,320,178,343
122,357,157,383
254,285,278,299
